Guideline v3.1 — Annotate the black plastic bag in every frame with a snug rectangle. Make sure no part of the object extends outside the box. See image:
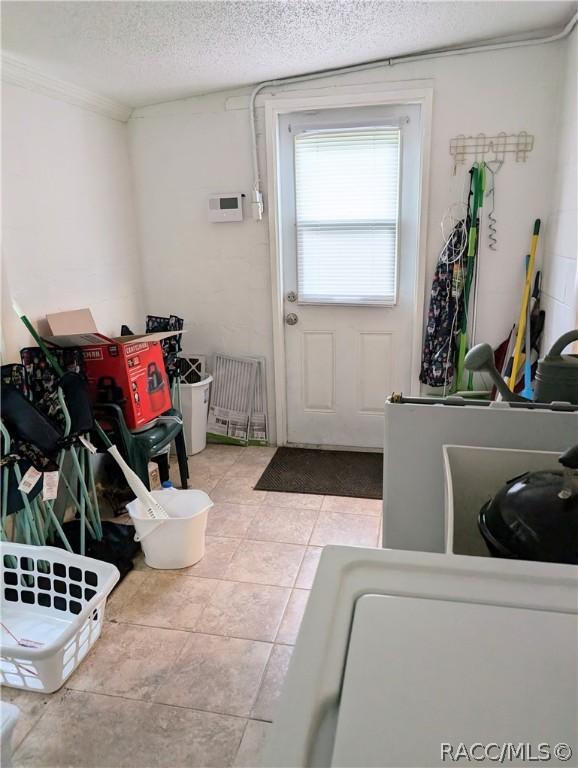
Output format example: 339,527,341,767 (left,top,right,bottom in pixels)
58,520,141,582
